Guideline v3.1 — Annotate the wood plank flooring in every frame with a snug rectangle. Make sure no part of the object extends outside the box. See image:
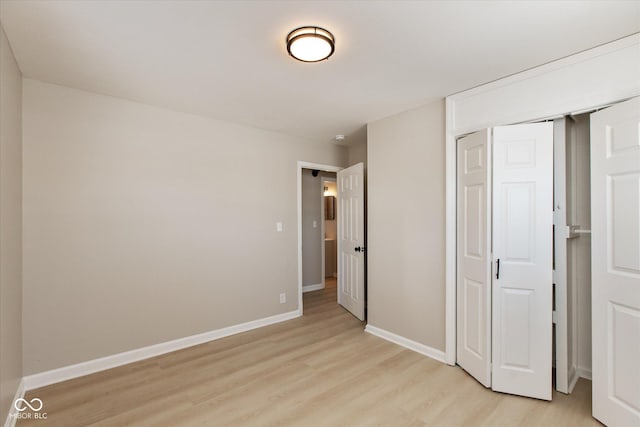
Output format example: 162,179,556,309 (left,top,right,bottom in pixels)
18,278,599,426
